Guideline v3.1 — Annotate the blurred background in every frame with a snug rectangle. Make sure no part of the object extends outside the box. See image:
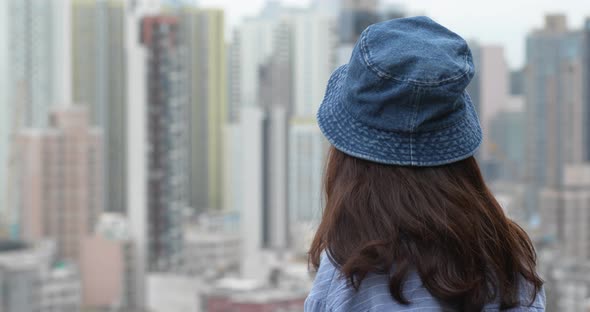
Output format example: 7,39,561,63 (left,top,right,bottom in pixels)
0,0,588,311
